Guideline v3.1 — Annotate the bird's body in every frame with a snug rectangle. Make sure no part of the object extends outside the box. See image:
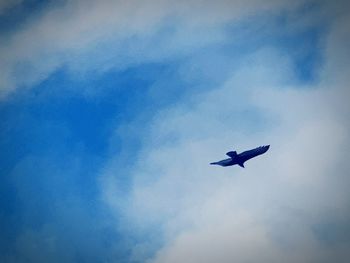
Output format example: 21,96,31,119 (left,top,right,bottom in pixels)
210,145,270,168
